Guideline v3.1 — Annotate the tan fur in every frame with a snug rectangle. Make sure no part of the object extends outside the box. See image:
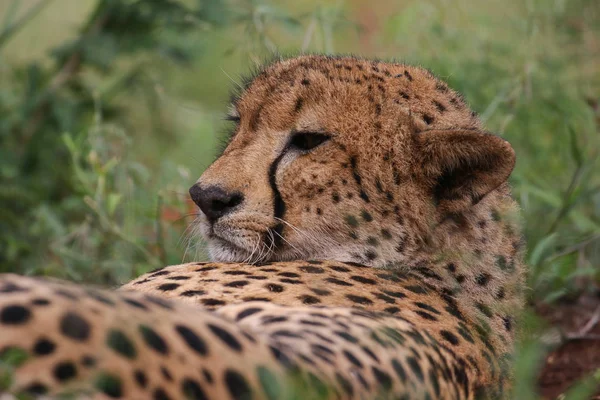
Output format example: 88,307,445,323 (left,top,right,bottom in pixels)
0,55,525,399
